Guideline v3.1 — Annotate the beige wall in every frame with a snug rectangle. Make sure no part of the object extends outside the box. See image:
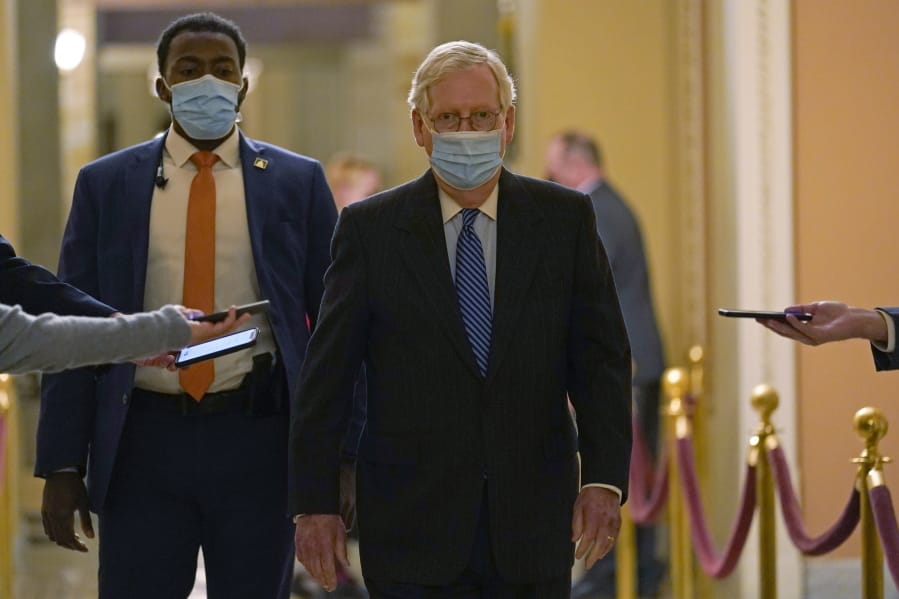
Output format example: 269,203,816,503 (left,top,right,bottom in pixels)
794,0,899,557
0,0,17,245
516,1,682,360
